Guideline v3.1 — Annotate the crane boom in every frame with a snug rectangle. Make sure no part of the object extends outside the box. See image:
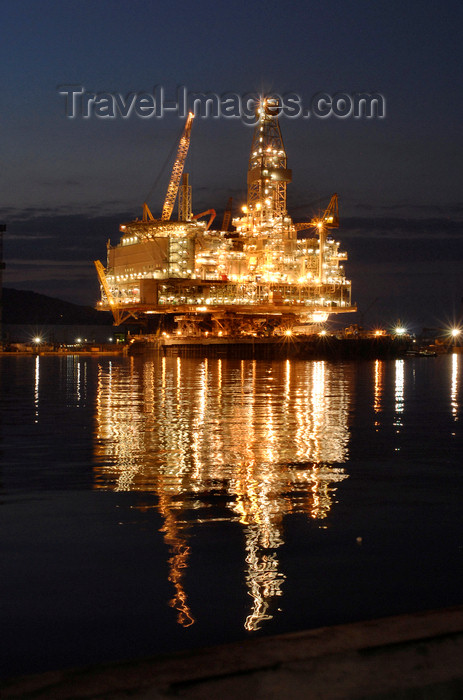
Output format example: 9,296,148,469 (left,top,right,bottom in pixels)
321,193,339,228
161,113,194,221
192,208,216,230
94,260,116,307
294,193,339,232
